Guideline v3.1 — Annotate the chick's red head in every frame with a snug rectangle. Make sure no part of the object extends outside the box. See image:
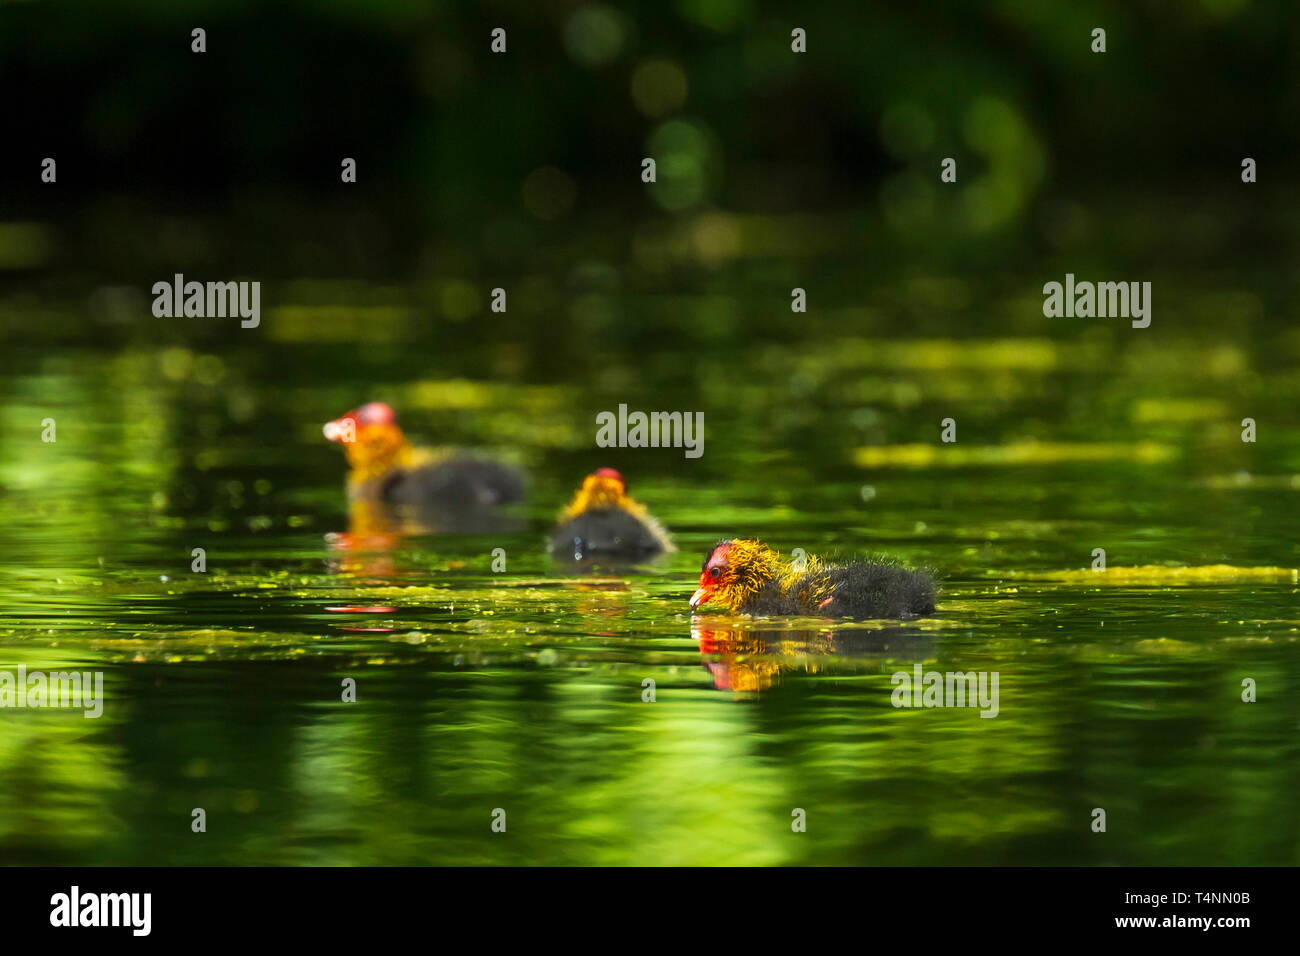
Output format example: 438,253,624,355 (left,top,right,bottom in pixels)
323,402,396,442
323,402,408,475
691,539,778,612
561,467,635,519
691,540,734,610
